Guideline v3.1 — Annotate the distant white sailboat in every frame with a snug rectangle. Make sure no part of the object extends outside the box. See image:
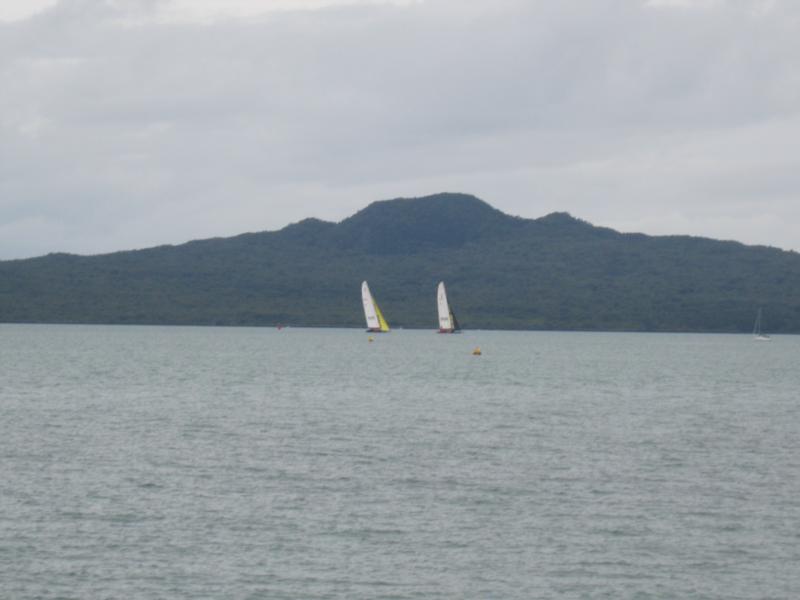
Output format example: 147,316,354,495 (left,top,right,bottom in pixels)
753,308,771,341
362,281,390,333
436,281,461,333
